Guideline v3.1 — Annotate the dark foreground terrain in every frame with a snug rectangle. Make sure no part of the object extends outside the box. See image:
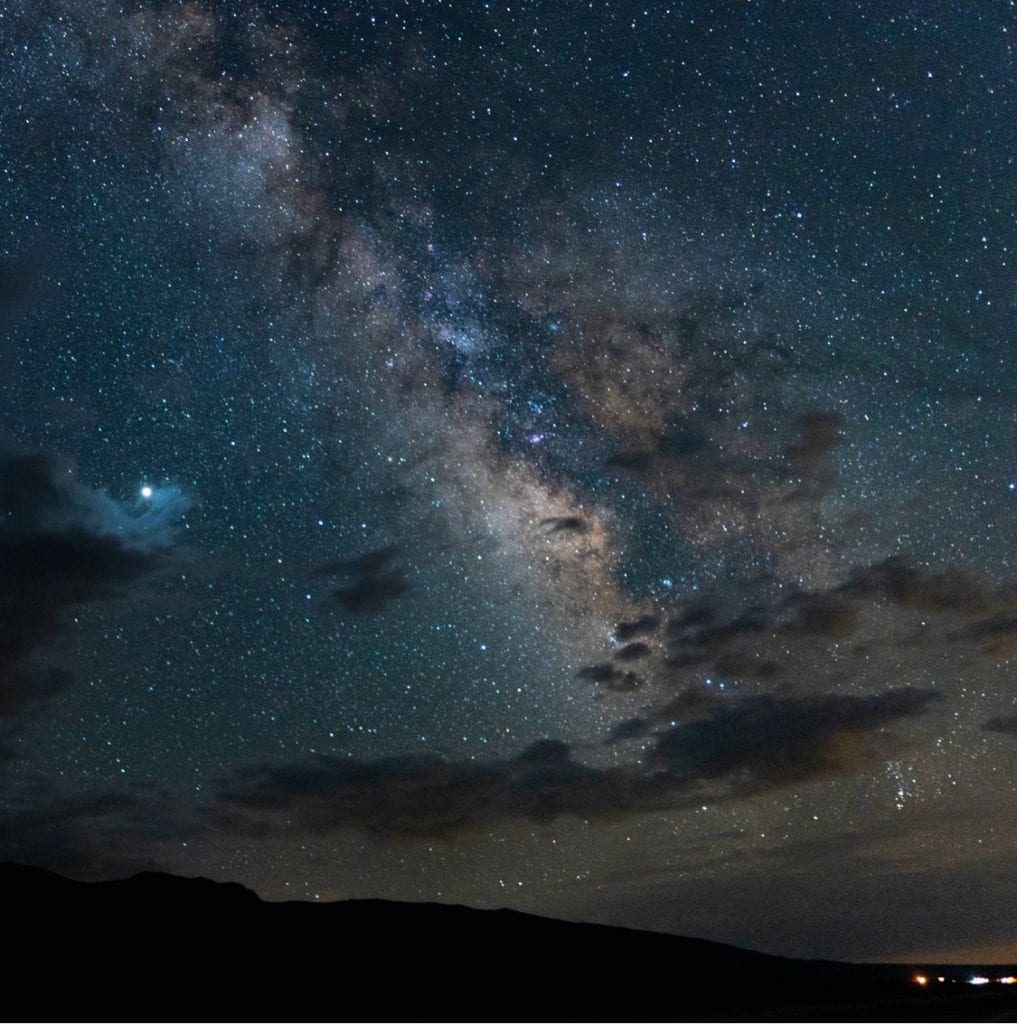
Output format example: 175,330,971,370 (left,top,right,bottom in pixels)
3,863,1014,1021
